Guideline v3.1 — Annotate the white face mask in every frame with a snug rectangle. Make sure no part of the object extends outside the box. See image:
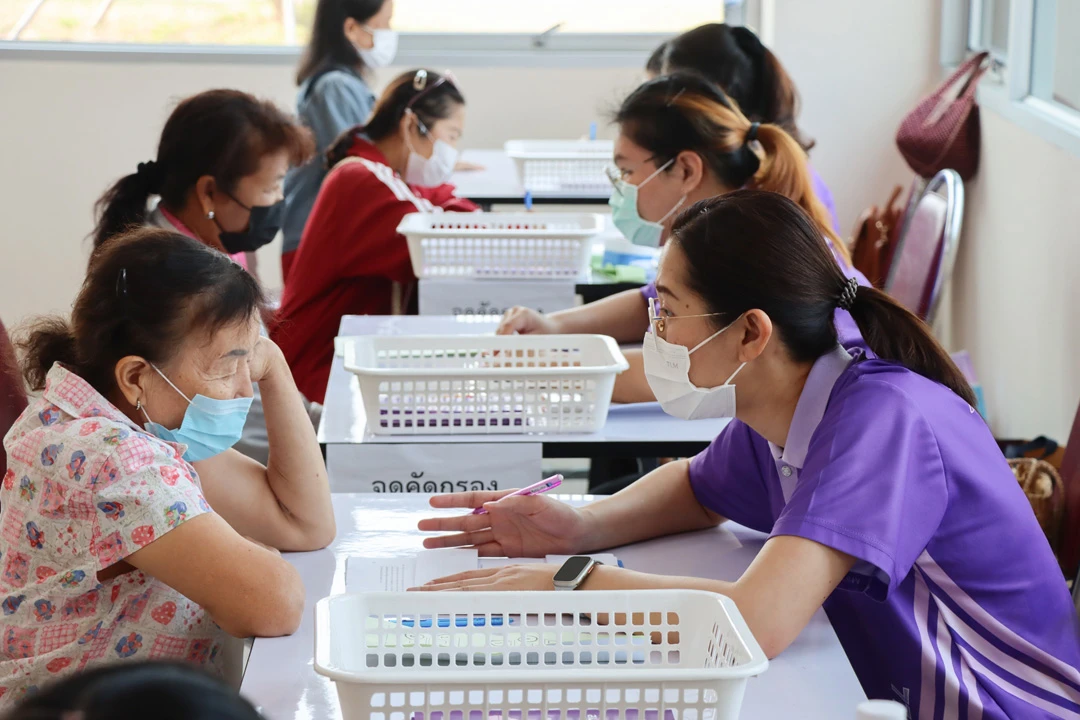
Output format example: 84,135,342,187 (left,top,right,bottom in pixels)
405,117,459,187
642,315,747,421
356,27,398,68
